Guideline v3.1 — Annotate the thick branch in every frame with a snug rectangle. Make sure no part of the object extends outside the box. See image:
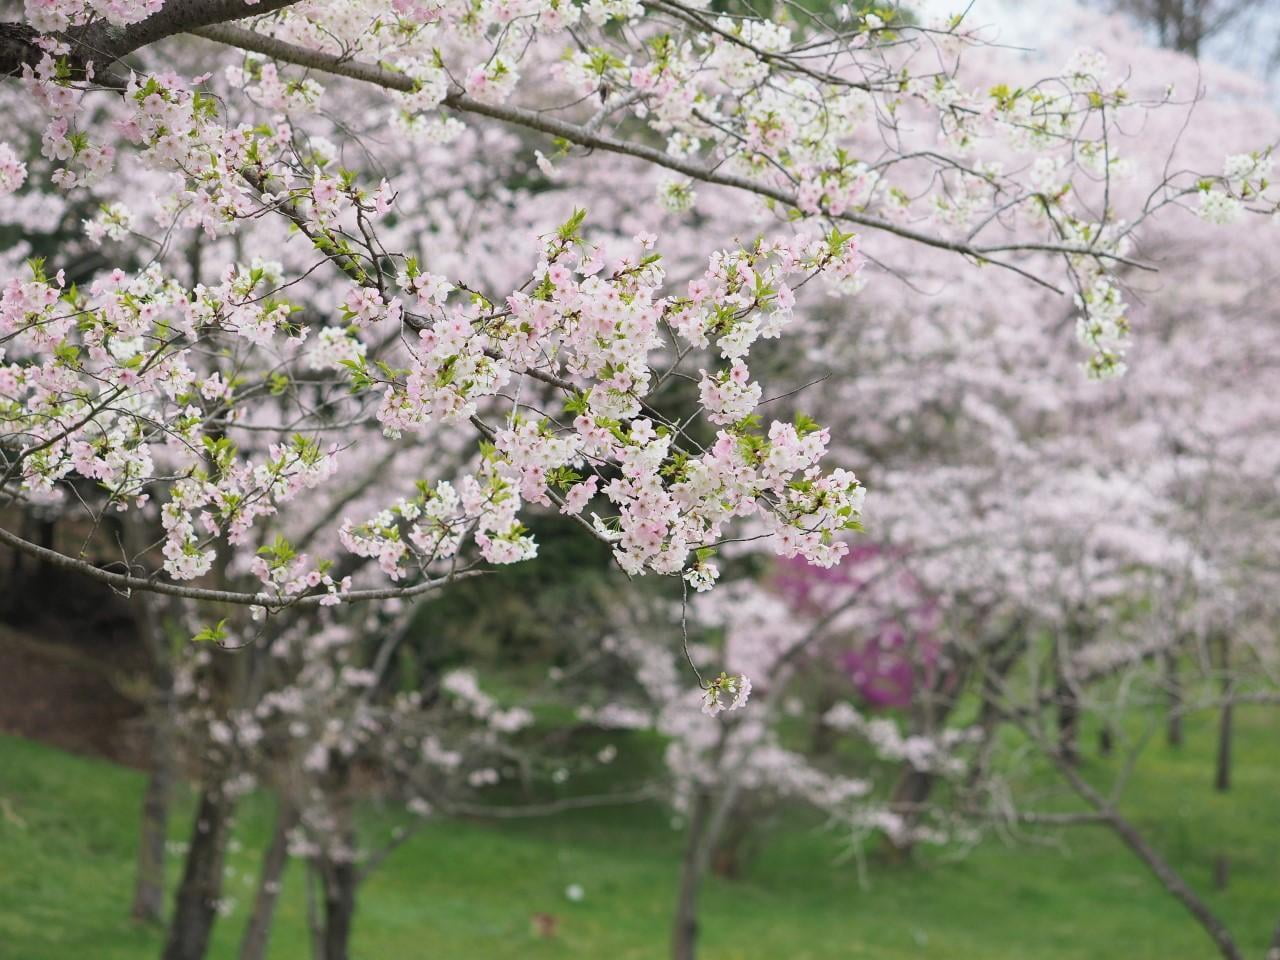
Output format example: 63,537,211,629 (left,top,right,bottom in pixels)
2,0,300,80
